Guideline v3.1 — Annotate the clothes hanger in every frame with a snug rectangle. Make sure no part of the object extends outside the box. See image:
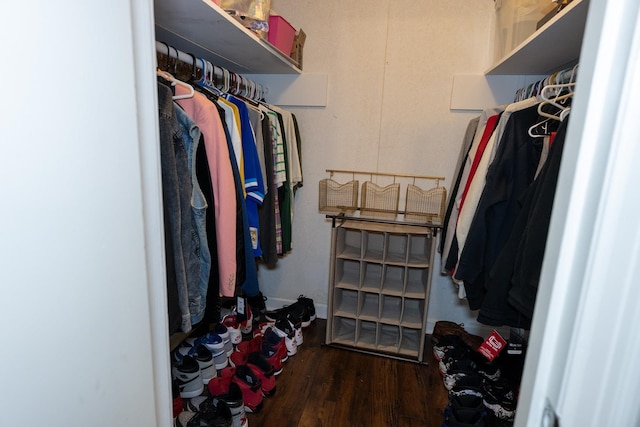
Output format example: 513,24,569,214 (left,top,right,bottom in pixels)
156,41,171,71
537,83,575,119
194,58,223,101
157,69,195,100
